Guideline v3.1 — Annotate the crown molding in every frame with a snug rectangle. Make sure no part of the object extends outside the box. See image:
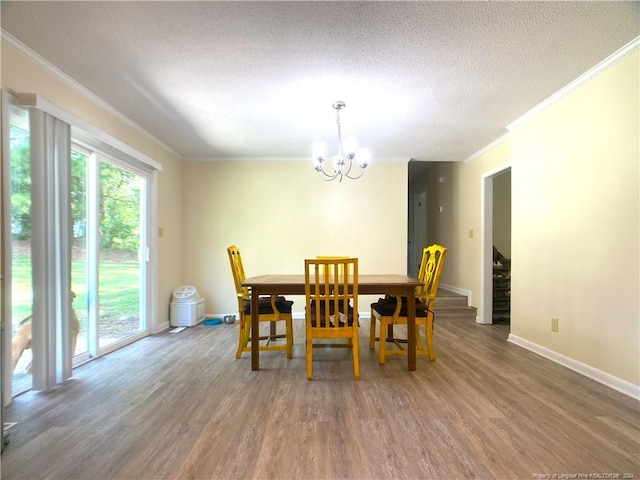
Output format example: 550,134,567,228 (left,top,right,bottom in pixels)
464,35,639,164
1,29,183,160
506,35,640,132
463,132,511,163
